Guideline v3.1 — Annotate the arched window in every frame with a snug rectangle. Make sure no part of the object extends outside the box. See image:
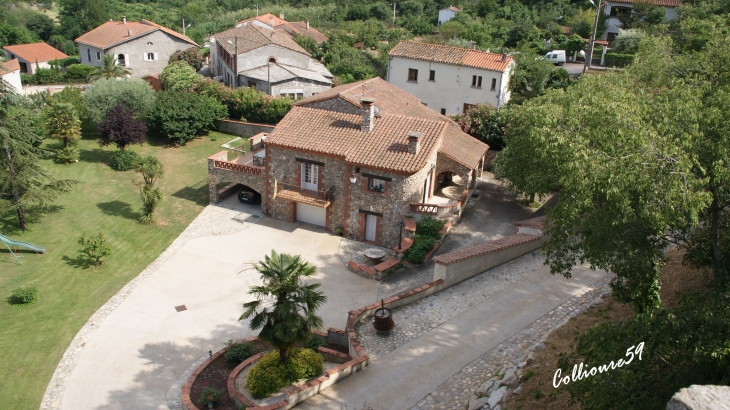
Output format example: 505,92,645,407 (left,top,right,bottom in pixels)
117,54,125,66
96,51,101,61
147,53,155,61
268,57,277,64
87,49,91,62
